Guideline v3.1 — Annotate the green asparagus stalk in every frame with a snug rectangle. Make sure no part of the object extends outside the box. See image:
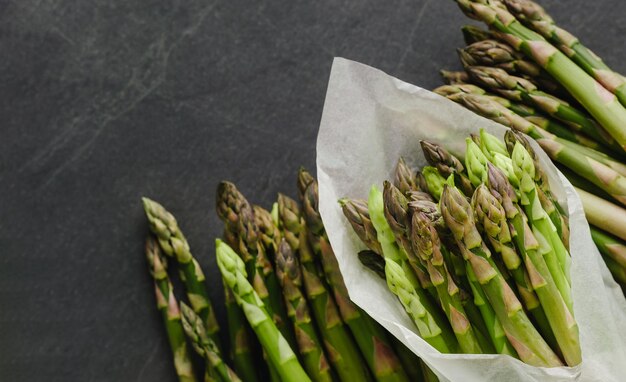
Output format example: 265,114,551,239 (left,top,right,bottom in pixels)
486,164,581,366
472,185,557,351
254,205,282,263
216,240,311,382
442,88,603,149
420,140,474,196
274,239,334,382
461,25,496,44
394,157,419,195
340,198,384,255
369,185,458,353
590,227,626,270
410,211,483,354
602,254,626,286
556,164,613,201
180,303,241,382
359,250,387,279
440,185,563,367
145,237,198,382
216,183,297,351
455,0,626,151
278,194,372,382
440,70,470,85
446,92,554,141
465,65,617,150
538,139,626,206
511,143,573,295
502,0,626,107
143,198,222,351
223,283,259,382
575,187,626,242
383,182,437,295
